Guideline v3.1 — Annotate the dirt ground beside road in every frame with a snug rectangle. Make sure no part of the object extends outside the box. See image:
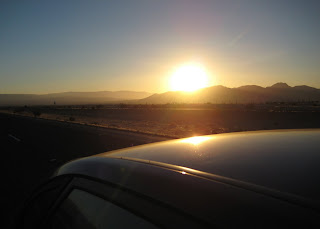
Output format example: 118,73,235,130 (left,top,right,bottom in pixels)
2,105,320,138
